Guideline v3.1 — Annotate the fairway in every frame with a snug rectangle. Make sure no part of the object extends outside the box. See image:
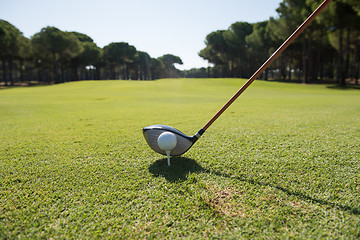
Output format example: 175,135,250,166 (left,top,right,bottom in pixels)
1,79,359,238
